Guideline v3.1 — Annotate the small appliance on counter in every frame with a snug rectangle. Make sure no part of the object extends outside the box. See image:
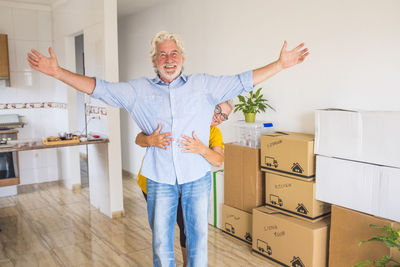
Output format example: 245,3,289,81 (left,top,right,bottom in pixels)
0,114,24,130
